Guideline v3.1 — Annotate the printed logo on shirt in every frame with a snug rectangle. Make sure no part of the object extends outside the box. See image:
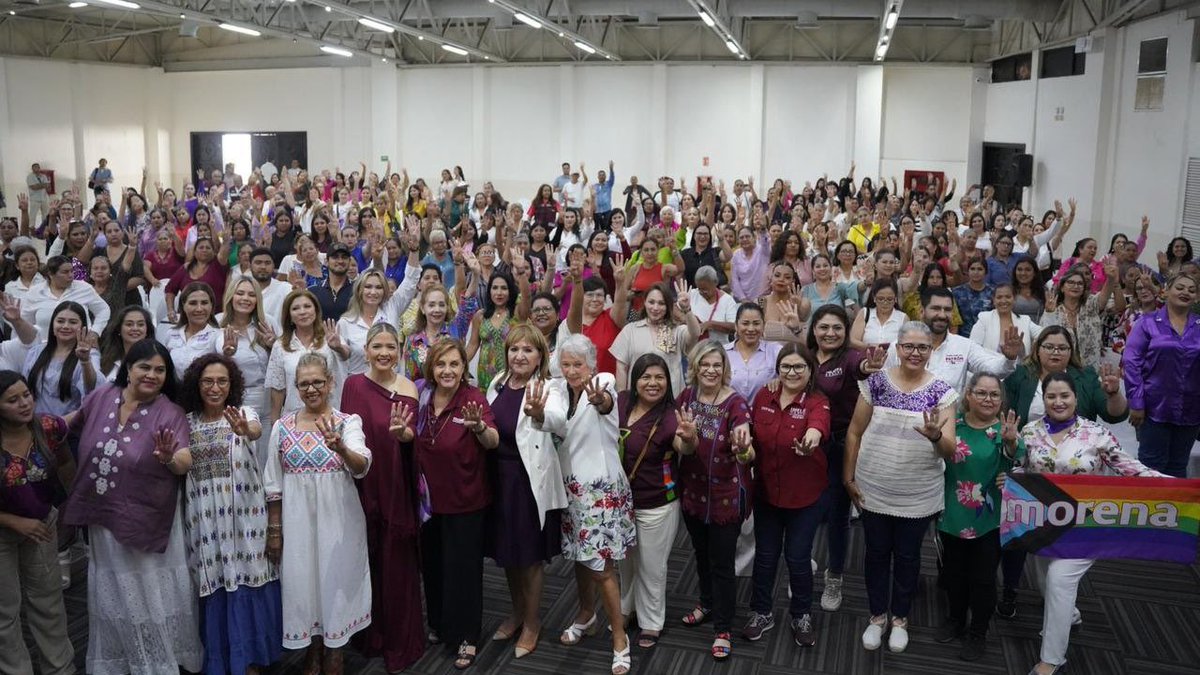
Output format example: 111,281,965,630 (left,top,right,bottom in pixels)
788,407,808,420
824,366,844,379
945,354,964,365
